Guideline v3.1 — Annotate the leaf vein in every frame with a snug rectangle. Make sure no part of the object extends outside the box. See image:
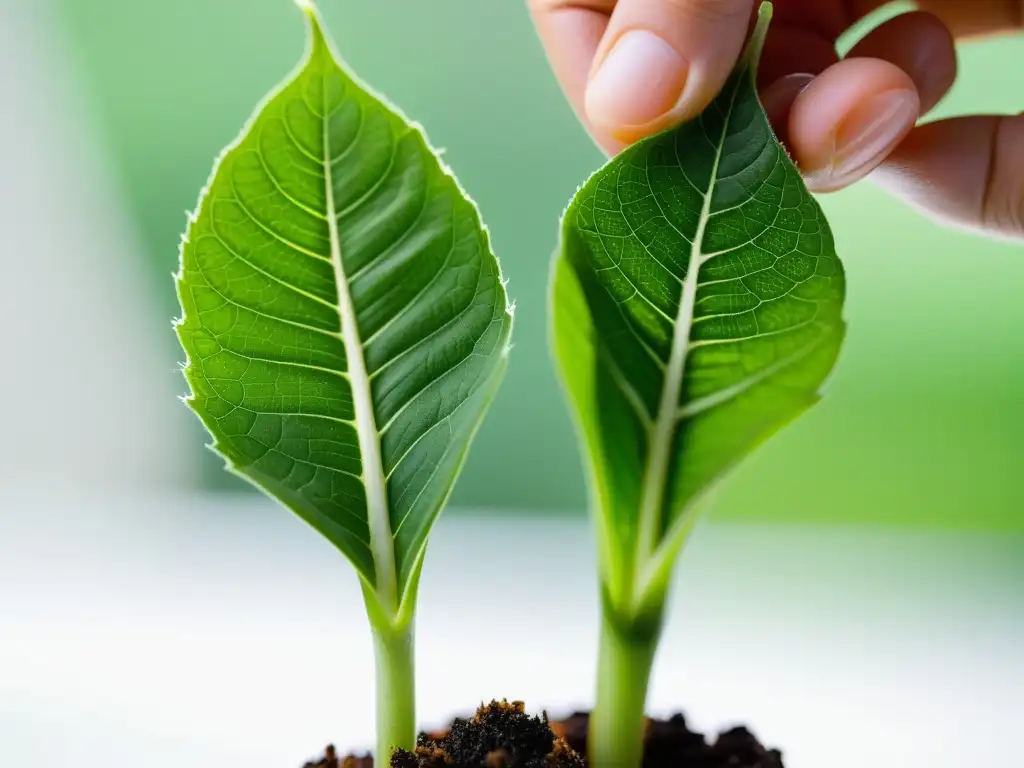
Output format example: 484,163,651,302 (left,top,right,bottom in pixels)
200,228,336,310
226,173,332,263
